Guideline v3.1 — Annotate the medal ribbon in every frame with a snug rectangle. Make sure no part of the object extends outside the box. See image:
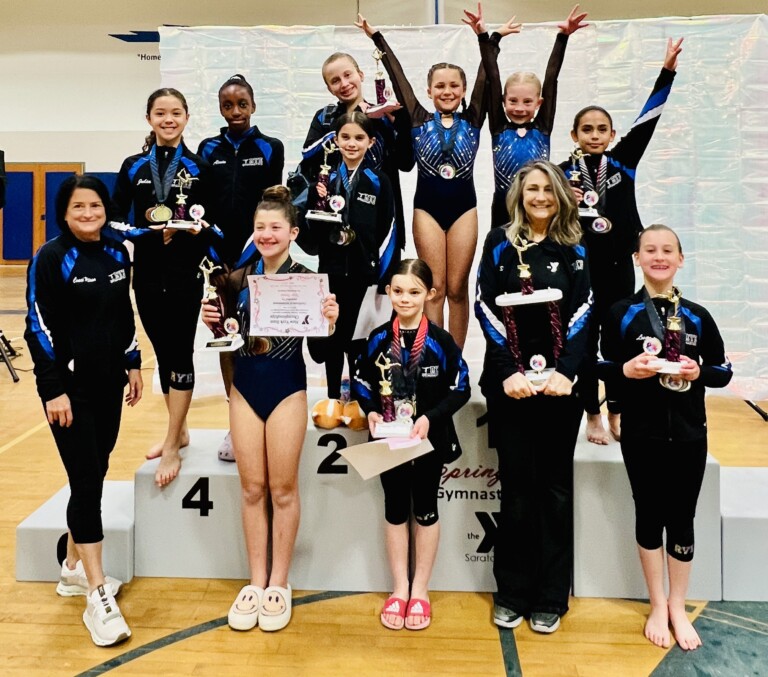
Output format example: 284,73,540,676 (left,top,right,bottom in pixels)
579,155,608,210
149,144,183,205
390,314,428,401
433,112,460,163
